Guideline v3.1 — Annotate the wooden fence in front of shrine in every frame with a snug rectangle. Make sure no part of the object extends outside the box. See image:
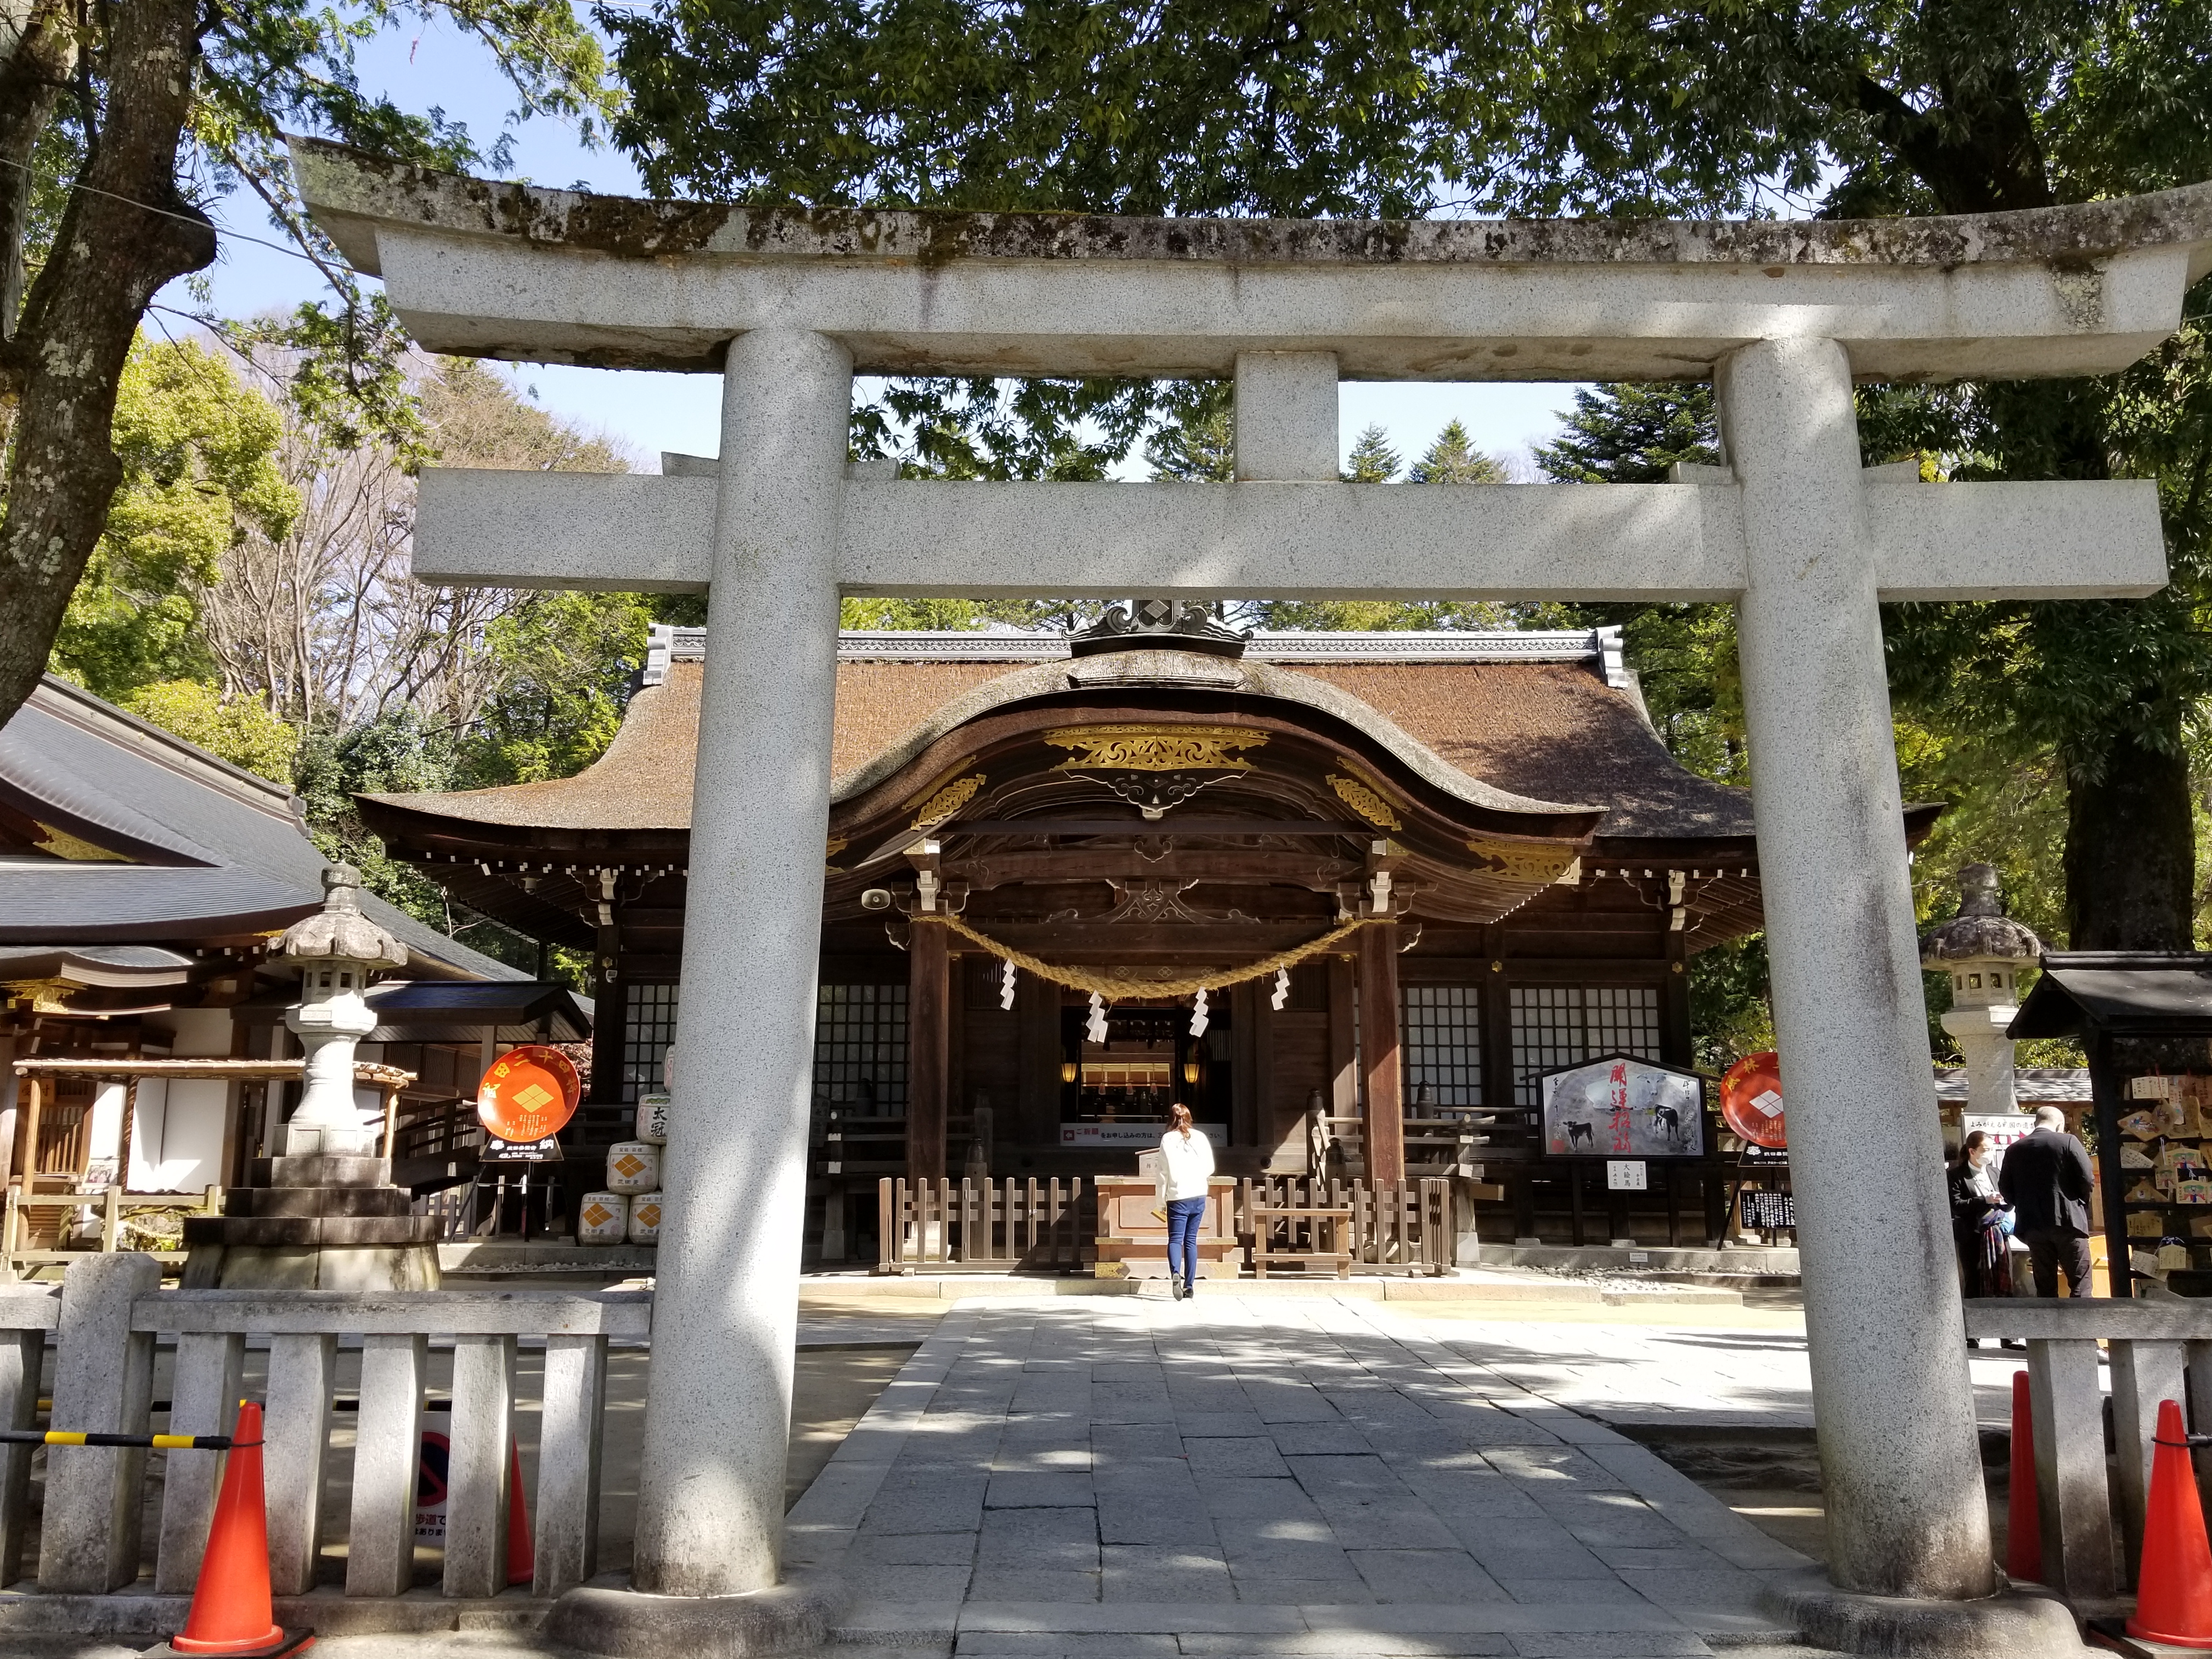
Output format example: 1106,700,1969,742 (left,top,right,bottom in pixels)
874,1175,1454,1276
